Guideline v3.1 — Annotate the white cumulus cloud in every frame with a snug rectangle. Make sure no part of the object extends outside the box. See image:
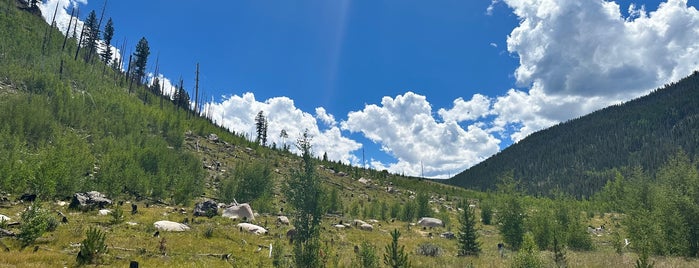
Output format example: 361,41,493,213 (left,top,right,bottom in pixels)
203,93,361,165
341,92,501,178
490,0,699,141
